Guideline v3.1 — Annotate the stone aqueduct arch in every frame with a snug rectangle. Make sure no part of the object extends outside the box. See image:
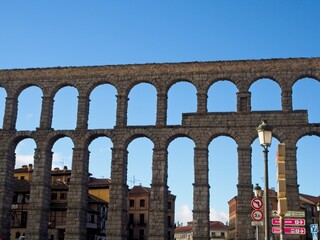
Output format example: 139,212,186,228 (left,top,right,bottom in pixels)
0,58,320,240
